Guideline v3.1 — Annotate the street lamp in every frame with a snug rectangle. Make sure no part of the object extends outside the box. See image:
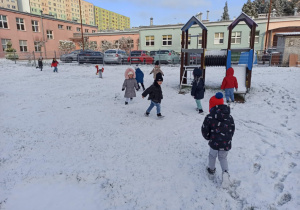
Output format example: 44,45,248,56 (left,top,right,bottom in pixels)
78,0,84,50
40,10,47,58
